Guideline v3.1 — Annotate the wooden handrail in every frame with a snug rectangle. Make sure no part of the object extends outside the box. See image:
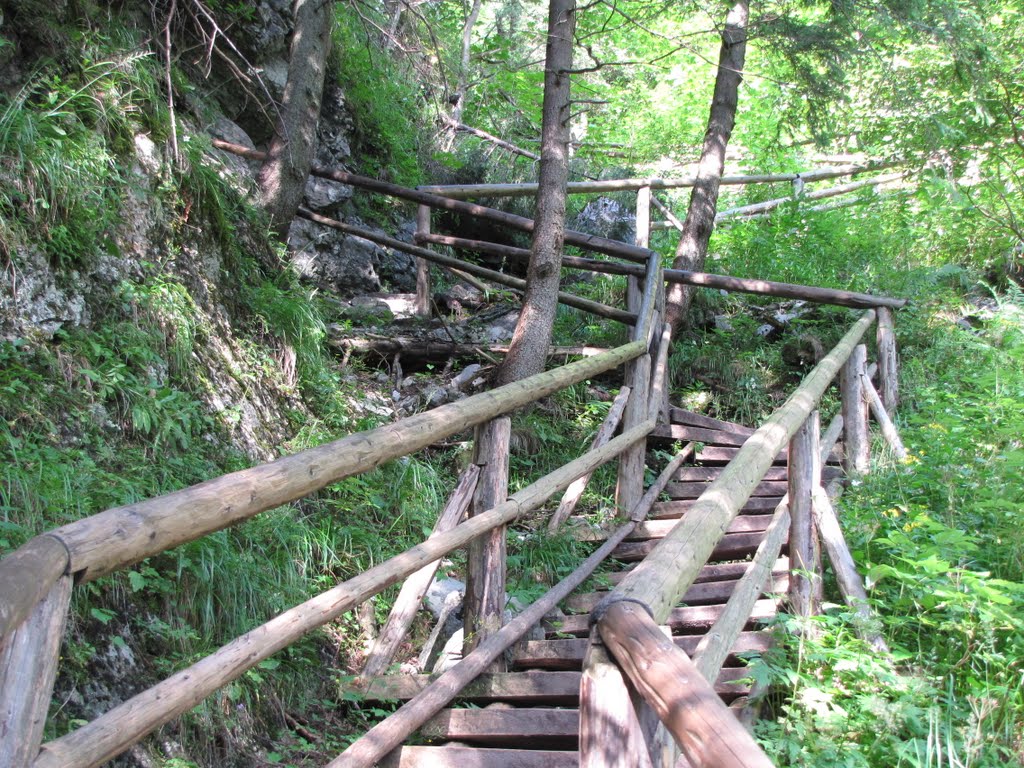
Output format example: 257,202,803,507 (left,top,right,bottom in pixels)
297,208,638,325
33,421,655,768
607,309,876,622
37,341,643,586
0,535,68,640
415,163,900,199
